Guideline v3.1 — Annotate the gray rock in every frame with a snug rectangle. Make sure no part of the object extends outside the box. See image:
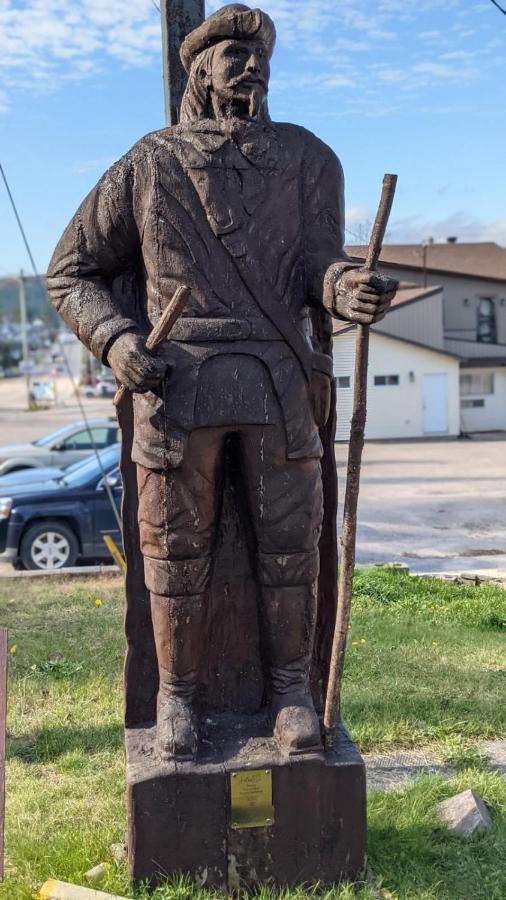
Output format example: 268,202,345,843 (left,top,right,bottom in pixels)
85,862,109,882
435,789,491,836
365,867,382,899
110,842,128,863
482,739,506,776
